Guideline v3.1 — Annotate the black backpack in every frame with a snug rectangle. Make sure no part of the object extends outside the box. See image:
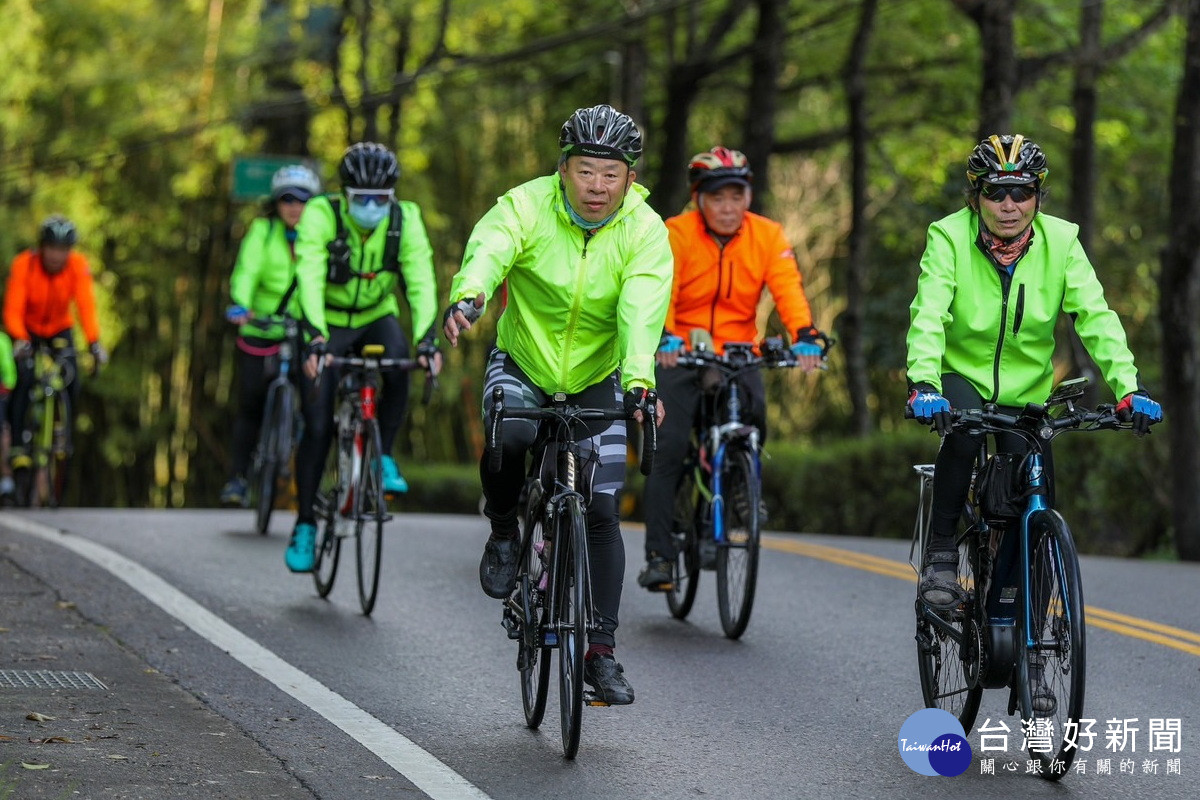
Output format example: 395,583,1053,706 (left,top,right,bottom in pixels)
324,196,404,286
